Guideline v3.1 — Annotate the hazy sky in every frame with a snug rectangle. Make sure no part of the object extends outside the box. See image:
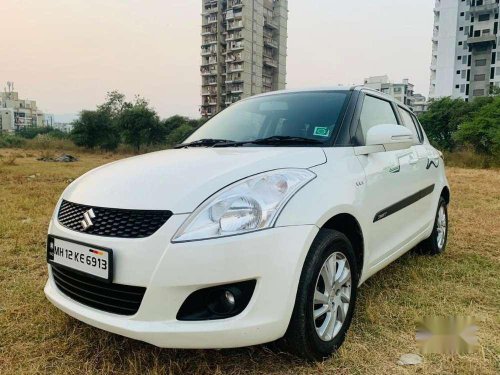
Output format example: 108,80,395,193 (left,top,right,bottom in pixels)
0,0,434,120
